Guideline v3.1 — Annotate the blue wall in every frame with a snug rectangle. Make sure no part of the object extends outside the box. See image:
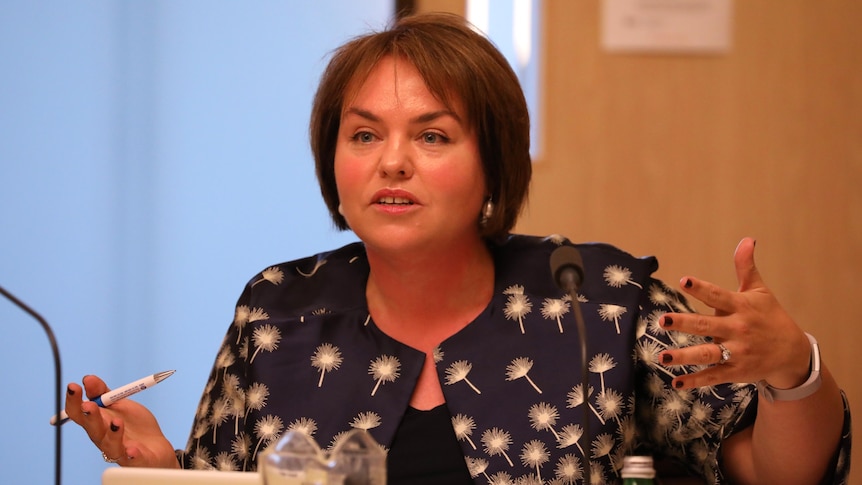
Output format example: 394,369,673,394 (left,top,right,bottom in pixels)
0,2,390,483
